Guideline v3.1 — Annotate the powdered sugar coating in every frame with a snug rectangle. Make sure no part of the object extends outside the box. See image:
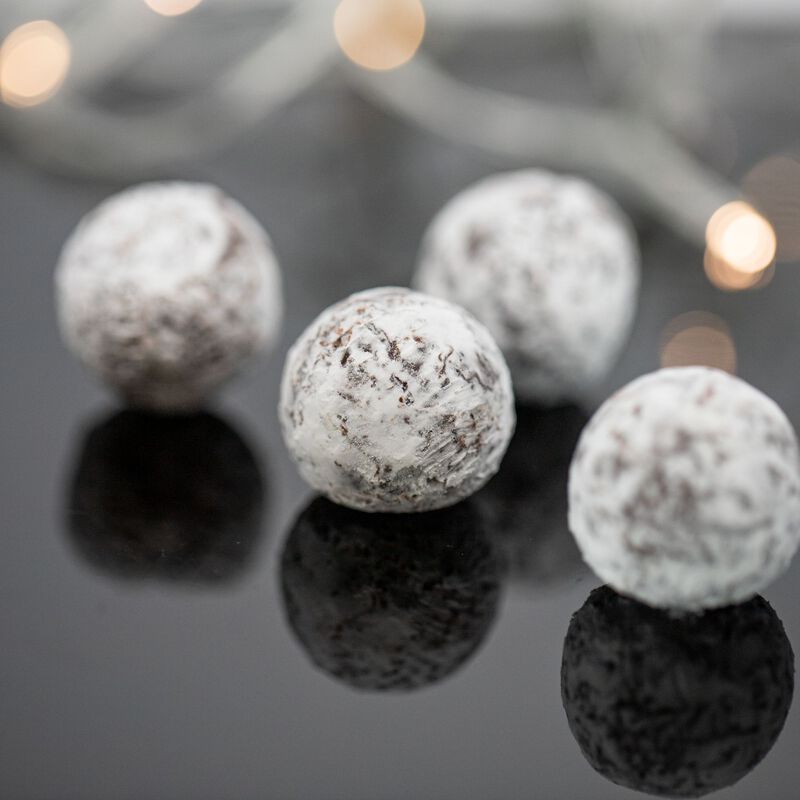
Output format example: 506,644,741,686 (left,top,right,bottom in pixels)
569,367,800,610
279,287,516,512
414,170,639,403
56,182,283,410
